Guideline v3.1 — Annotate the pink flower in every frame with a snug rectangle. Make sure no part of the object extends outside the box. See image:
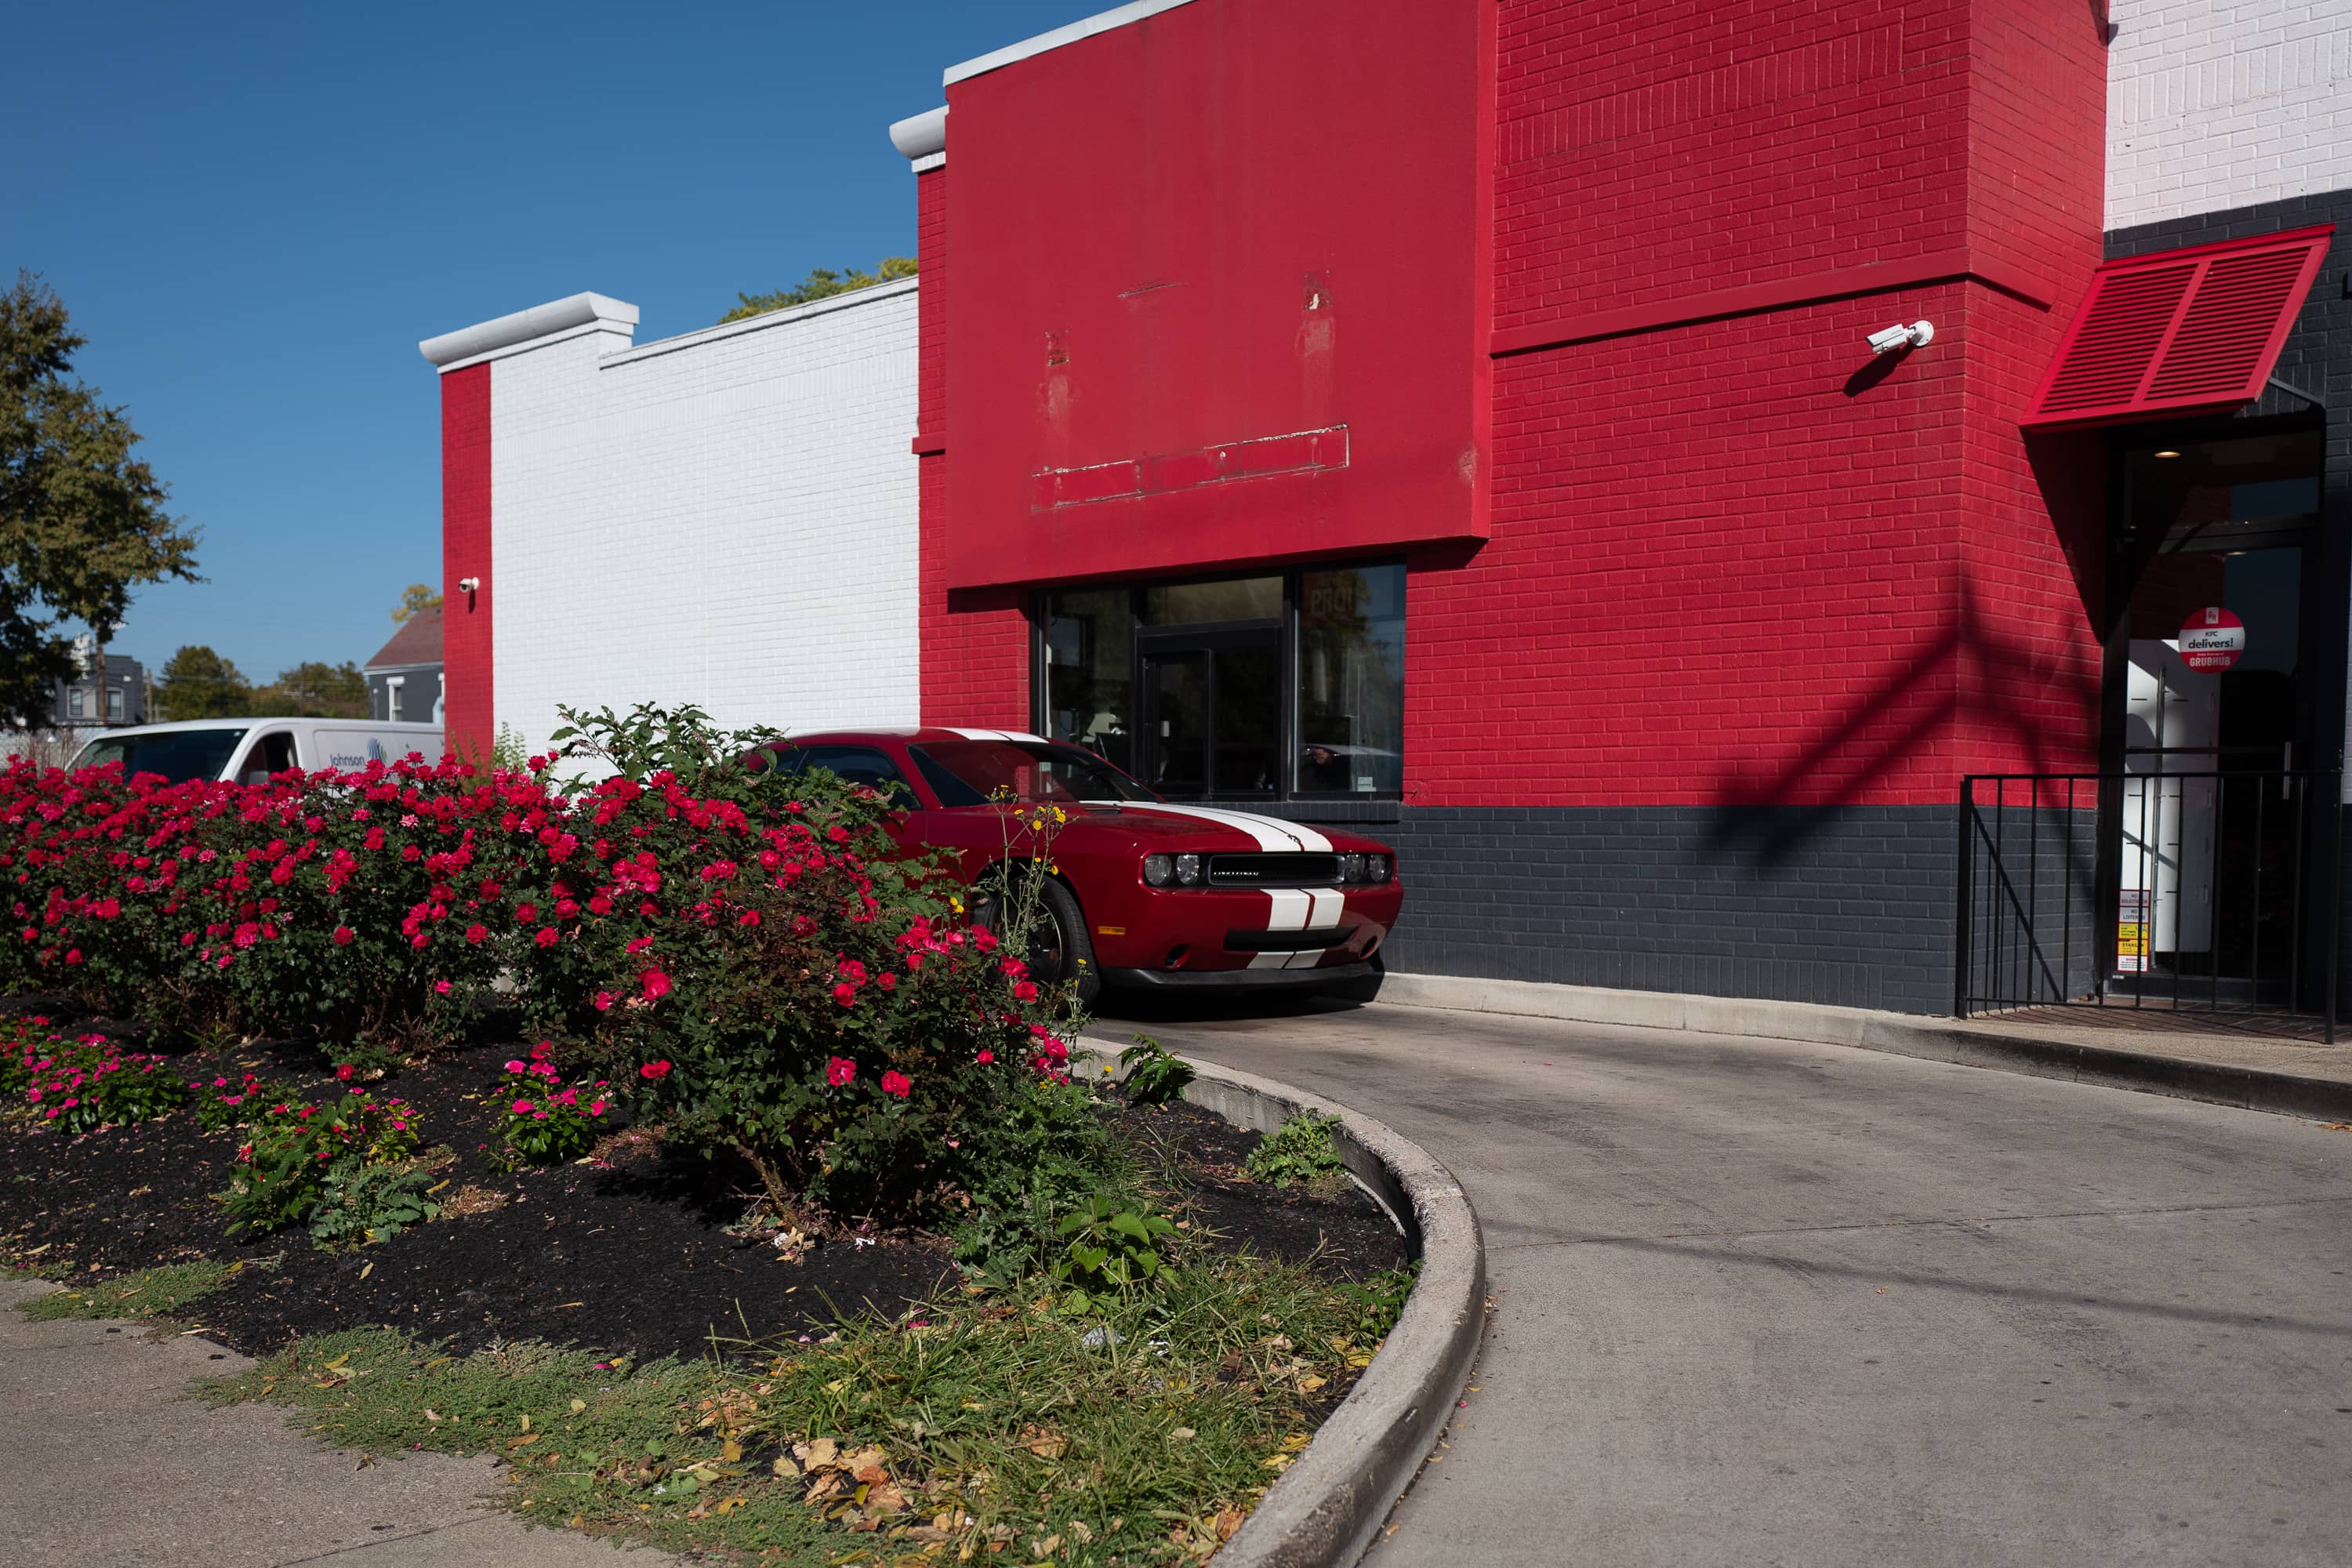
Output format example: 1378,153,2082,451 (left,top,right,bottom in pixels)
880,1070,912,1099
512,1098,535,1114
826,1056,856,1088
975,1050,994,1065
593,990,616,1011
639,967,670,1001
639,1060,671,1081
332,925,354,946
434,979,452,996
503,1059,526,1073
589,1098,607,1116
